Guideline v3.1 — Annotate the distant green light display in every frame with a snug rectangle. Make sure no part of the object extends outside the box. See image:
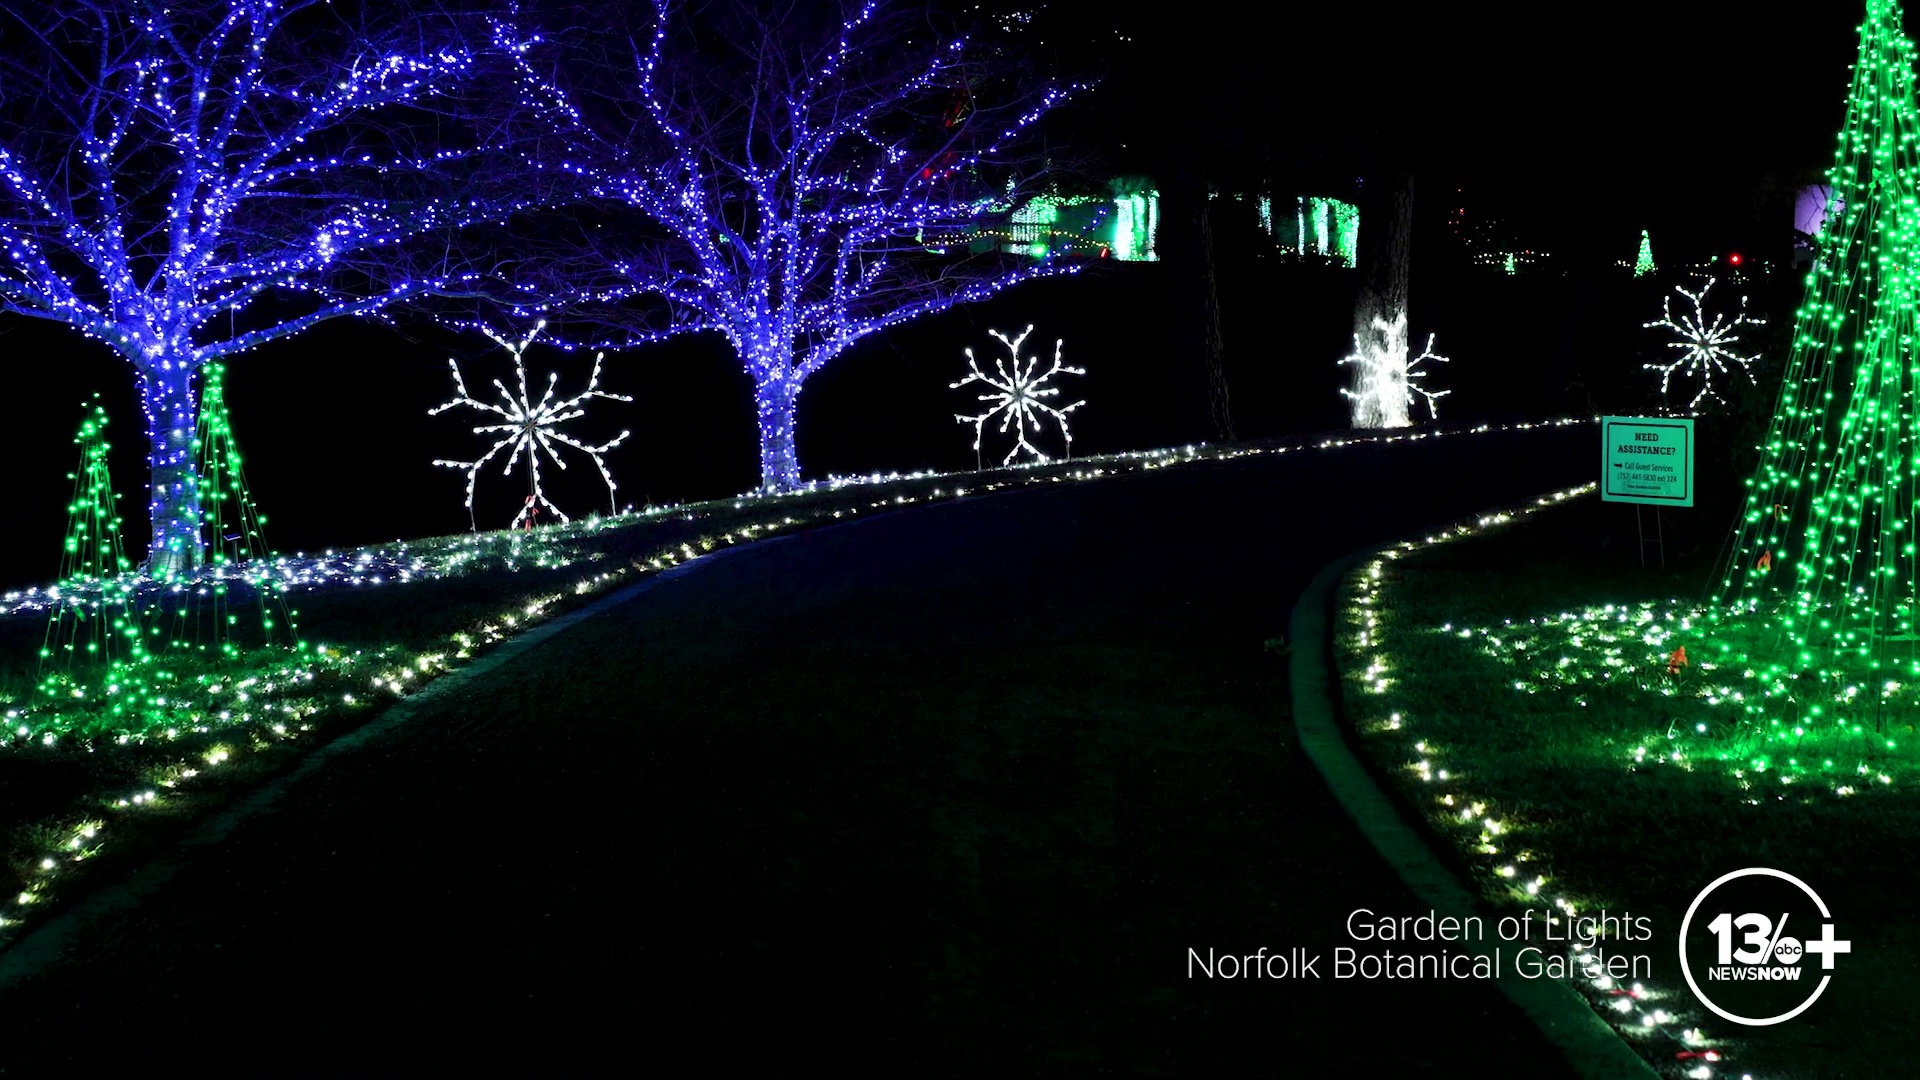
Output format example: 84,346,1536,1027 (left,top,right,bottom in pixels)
970,178,1157,261
1111,189,1159,262
1285,196,1358,268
